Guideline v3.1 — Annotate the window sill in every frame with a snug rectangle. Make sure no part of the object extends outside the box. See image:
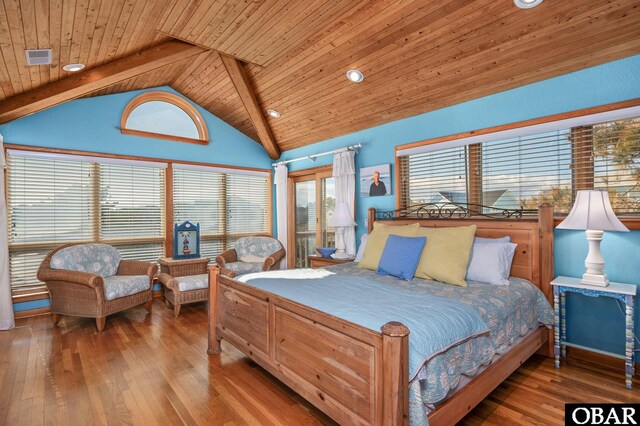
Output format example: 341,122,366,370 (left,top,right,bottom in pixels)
553,217,640,230
12,289,49,304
